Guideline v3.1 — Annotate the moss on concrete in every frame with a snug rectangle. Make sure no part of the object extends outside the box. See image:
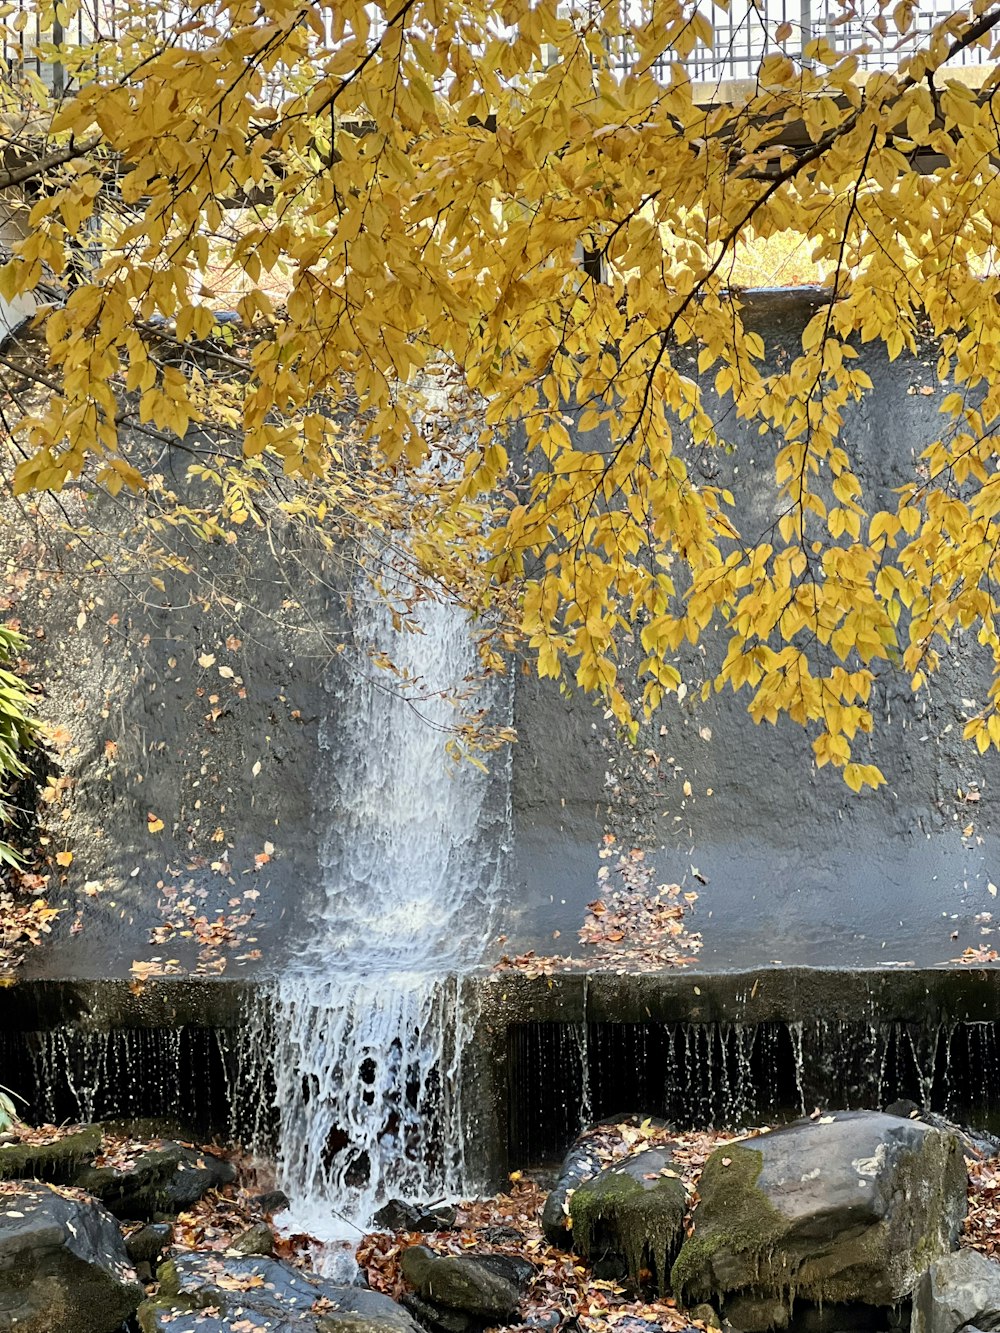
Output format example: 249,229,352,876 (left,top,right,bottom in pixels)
571,1160,686,1293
